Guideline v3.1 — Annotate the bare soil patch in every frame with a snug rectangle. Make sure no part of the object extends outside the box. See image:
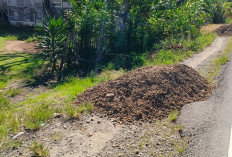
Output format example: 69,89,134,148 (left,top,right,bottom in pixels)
4,40,39,53
1,114,185,157
216,24,232,36
201,24,224,35
74,64,214,124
